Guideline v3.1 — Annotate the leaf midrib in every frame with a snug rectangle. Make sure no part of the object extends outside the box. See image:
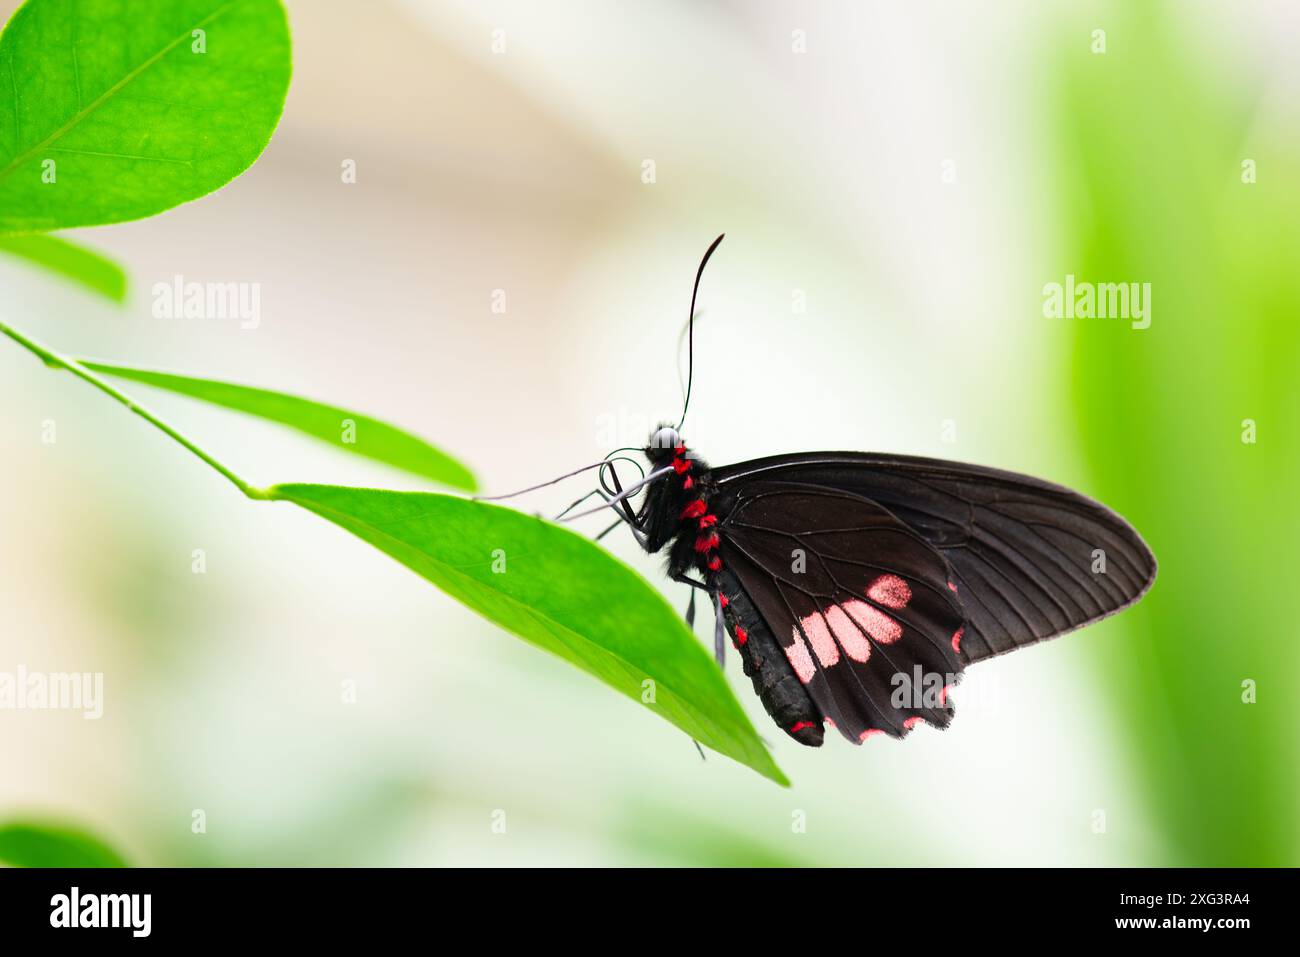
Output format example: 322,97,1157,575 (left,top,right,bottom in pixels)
0,0,244,183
